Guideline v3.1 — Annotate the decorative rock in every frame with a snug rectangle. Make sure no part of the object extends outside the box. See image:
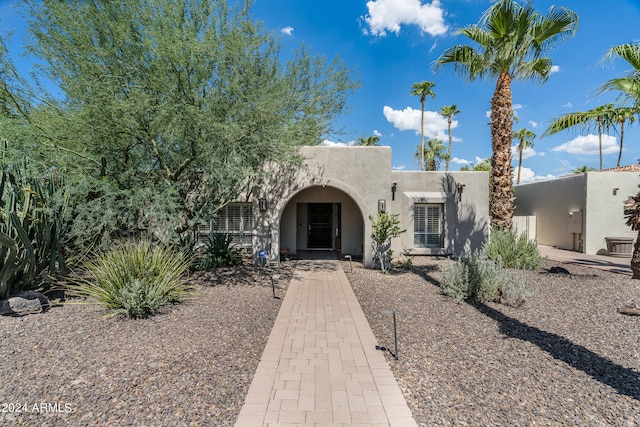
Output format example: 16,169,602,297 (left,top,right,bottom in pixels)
548,266,571,275
0,291,50,316
618,302,640,316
